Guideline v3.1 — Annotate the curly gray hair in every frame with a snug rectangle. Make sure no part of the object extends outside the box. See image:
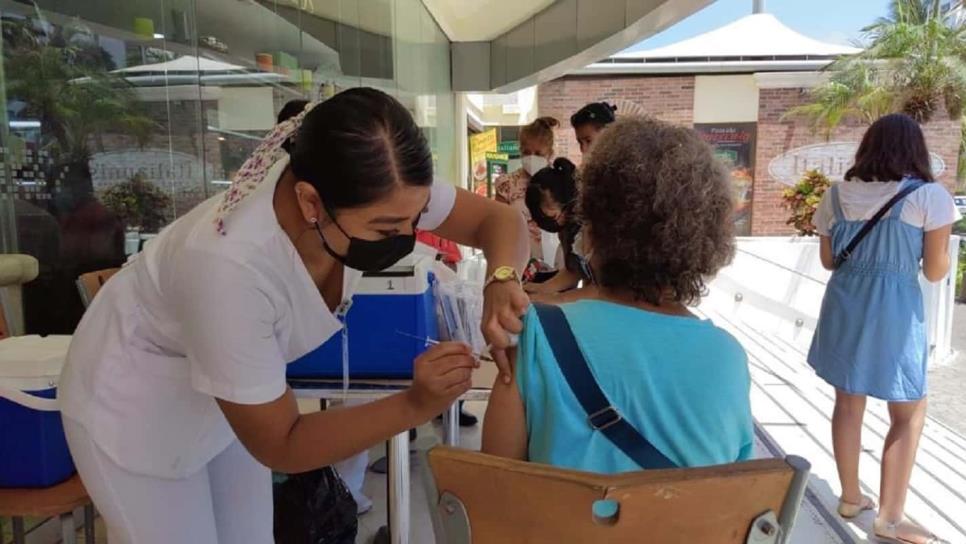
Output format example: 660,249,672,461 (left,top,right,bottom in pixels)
579,116,736,305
